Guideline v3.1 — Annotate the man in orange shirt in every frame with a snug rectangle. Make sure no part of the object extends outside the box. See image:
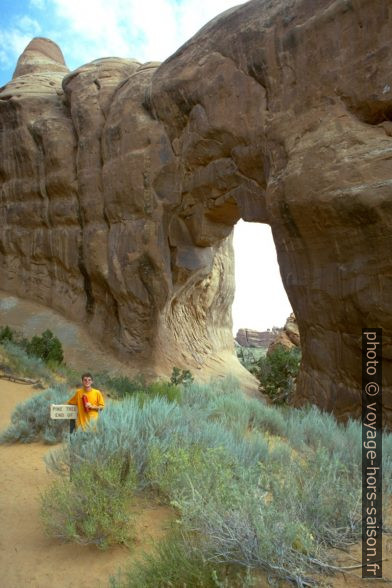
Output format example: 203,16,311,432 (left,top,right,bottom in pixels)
67,373,105,430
